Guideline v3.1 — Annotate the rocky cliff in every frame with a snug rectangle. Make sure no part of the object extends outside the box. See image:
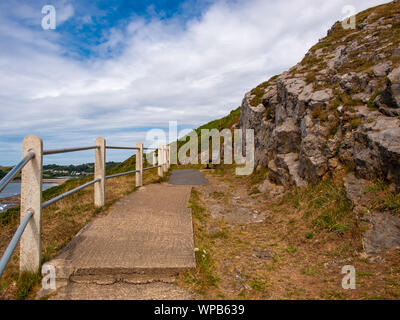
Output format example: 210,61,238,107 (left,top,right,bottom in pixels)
240,1,400,188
